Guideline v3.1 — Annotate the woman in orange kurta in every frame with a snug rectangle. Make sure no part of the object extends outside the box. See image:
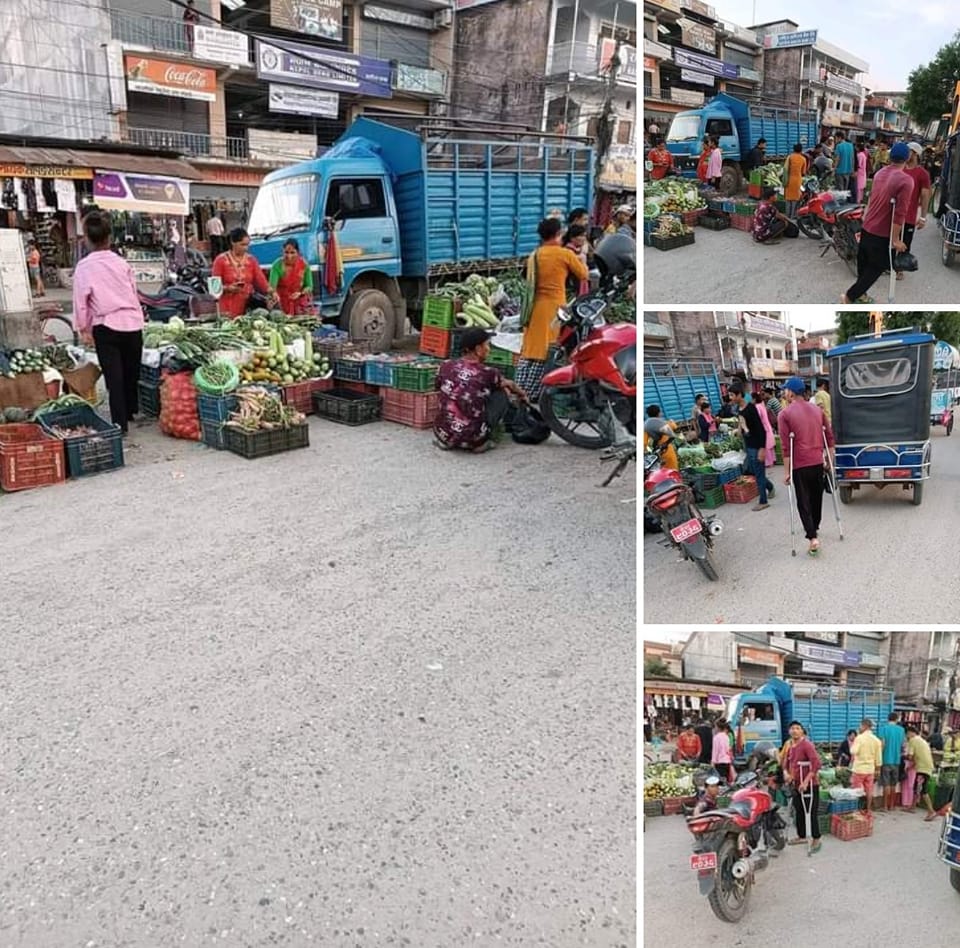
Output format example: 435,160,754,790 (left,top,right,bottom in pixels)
516,218,589,400
783,143,807,218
